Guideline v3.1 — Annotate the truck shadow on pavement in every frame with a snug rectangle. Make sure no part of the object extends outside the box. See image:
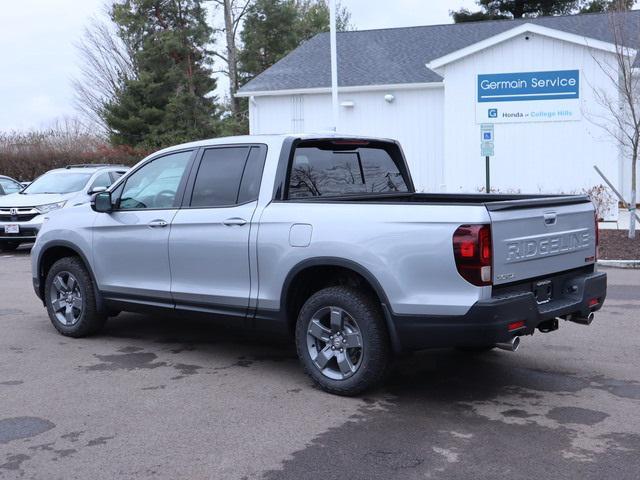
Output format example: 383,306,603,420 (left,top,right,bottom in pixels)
260,349,640,480
5,306,640,479
94,312,640,480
